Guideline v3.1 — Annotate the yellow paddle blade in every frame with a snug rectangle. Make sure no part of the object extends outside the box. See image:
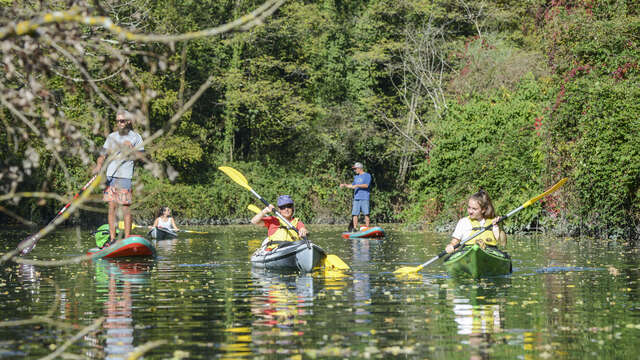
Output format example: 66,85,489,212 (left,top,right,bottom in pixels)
117,221,140,230
218,166,252,192
523,177,568,208
247,204,261,214
393,265,424,275
324,254,350,270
